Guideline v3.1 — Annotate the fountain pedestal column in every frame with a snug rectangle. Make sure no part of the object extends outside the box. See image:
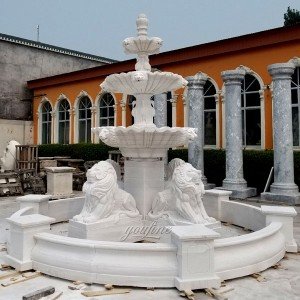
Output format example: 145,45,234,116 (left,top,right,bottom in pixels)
261,63,300,205
124,157,165,219
187,73,215,190
217,69,256,199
